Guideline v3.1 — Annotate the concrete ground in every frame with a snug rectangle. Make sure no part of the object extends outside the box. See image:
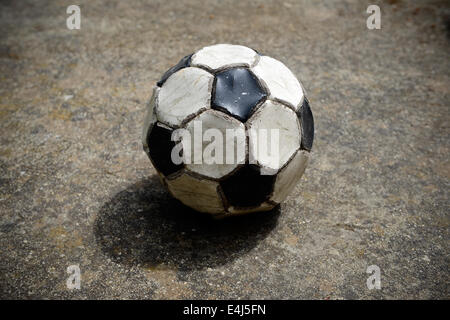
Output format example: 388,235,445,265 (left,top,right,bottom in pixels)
0,0,449,299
